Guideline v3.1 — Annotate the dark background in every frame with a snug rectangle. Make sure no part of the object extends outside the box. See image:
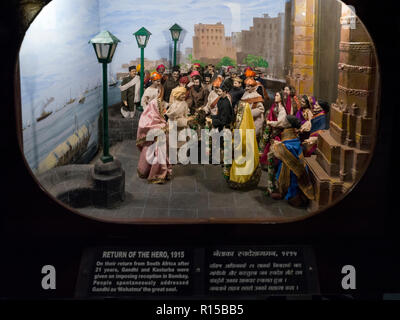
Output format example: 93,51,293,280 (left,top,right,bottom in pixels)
0,0,398,299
